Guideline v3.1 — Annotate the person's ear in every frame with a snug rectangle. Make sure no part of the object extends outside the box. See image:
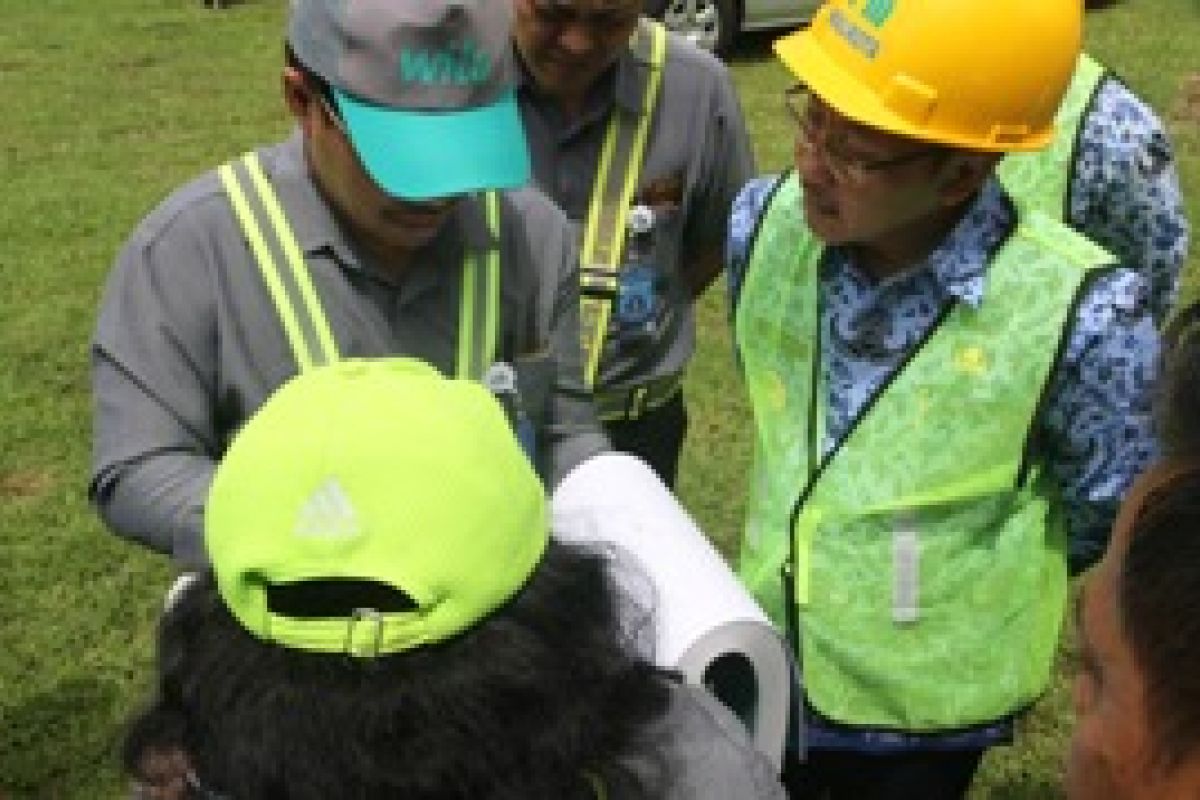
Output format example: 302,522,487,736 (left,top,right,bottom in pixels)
282,66,316,126
934,152,1000,208
131,746,195,800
